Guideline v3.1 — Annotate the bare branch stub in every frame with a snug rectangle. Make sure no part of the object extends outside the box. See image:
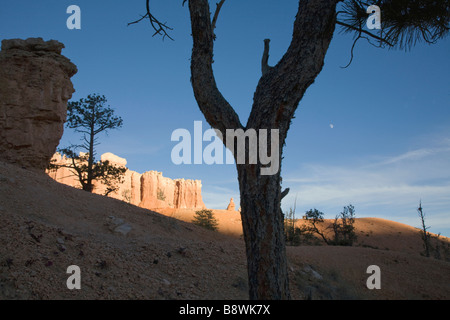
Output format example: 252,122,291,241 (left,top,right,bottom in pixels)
281,188,290,200
211,0,226,40
128,0,174,41
261,38,272,76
